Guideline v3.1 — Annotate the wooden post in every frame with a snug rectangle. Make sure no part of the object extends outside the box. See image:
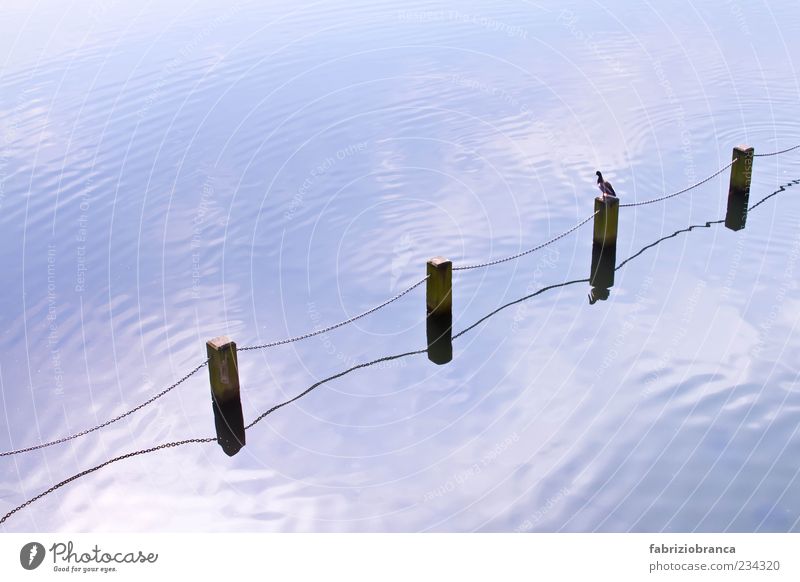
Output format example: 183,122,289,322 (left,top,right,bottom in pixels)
206,336,245,456
593,195,619,247
426,257,452,317
728,145,754,198
725,145,754,231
